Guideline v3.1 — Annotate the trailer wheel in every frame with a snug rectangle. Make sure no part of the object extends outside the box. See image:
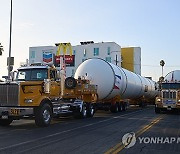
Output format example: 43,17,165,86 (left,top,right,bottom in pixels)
118,103,123,112
74,104,87,119
0,119,13,126
139,102,146,108
65,77,77,89
110,103,118,113
87,103,95,117
34,103,52,127
155,106,161,114
122,103,127,111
